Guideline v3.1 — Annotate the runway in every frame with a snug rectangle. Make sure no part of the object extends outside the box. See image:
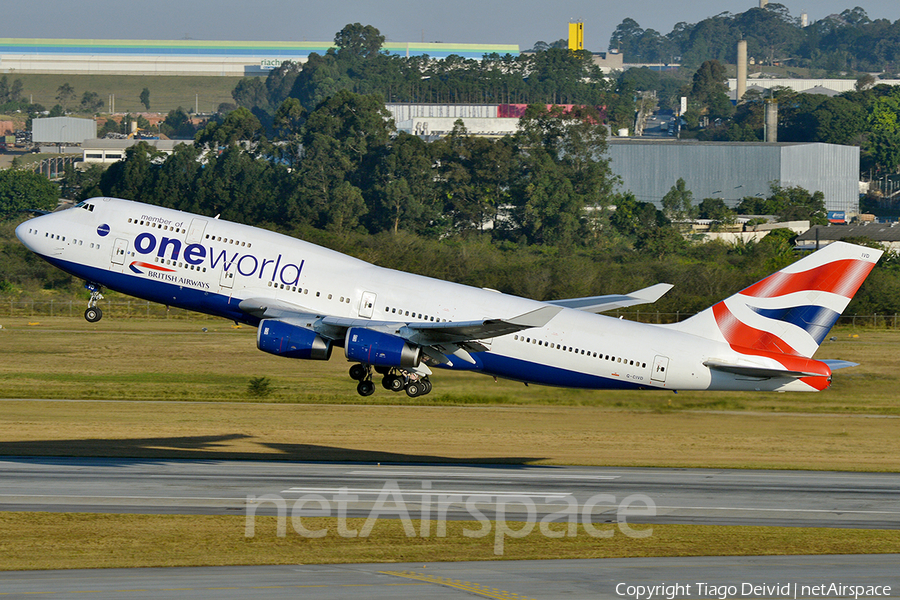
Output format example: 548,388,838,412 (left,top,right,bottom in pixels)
1,457,898,528
2,458,899,598
2,555,898,599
